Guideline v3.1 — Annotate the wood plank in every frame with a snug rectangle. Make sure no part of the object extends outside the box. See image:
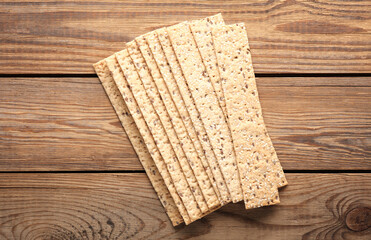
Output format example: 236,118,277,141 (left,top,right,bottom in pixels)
0,77,140,171
0,77,370,171
0,173,370,239
0,0,370,74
